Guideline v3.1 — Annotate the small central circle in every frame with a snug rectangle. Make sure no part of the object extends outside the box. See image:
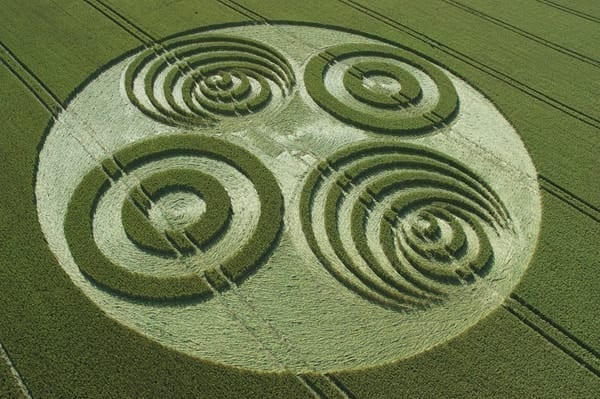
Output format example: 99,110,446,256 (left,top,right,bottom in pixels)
414,217,431,232
207,75,222,85
148,190,206,231
363,74,402,95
